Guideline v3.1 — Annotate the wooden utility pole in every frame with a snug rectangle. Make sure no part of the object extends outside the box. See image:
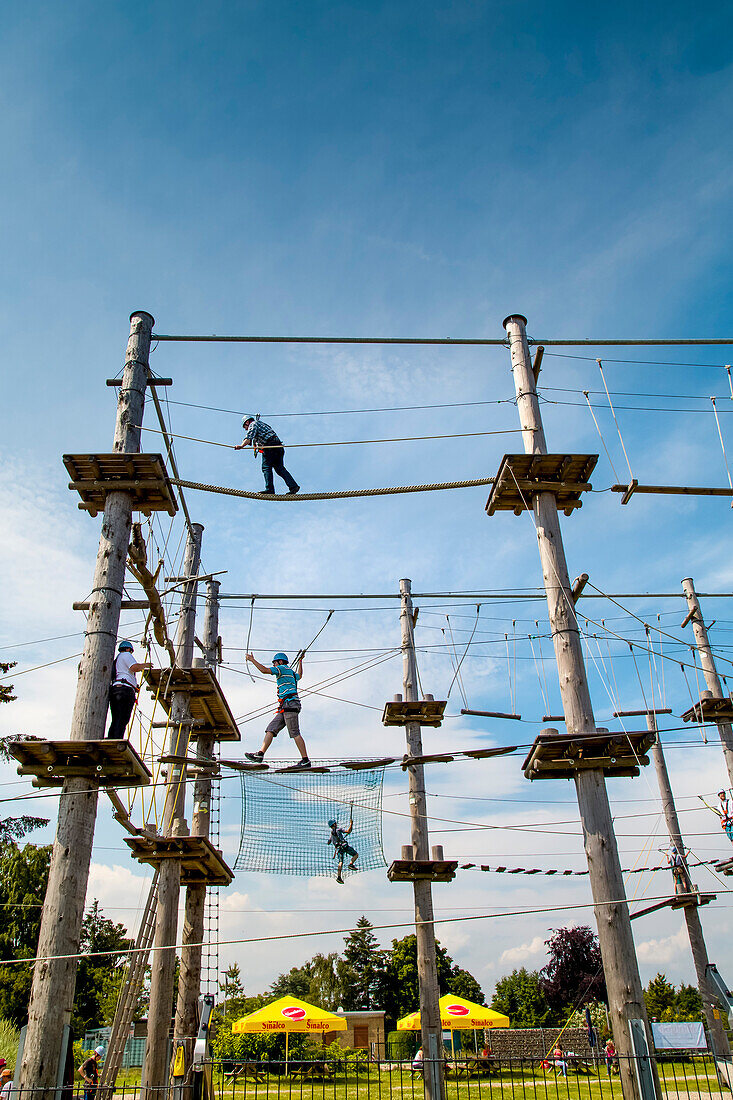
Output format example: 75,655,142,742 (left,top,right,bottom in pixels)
647,712,731,1057
503,315,659,1100
175,579,221,1094
400,579,446,1100
17,311,155,1098
142,523,203,1096
682,578,733,787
